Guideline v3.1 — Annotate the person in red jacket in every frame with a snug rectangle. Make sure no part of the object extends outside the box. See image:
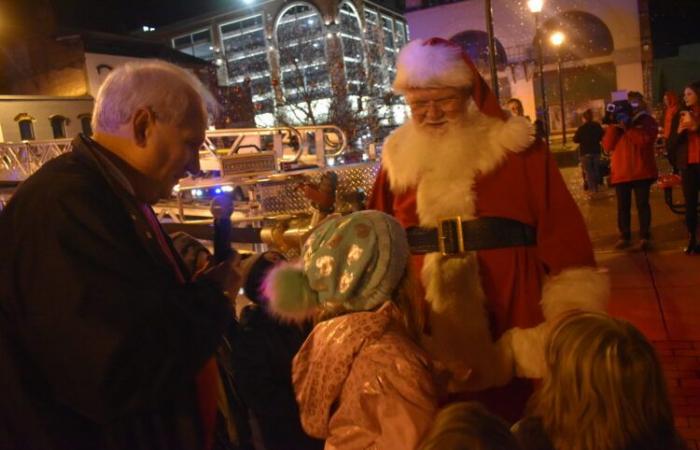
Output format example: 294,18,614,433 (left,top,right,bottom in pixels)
602,91,659,251
368,38,609,422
